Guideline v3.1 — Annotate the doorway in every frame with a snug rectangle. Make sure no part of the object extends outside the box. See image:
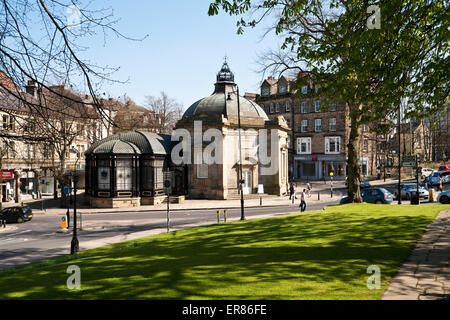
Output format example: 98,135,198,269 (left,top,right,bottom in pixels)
242,170,252,195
